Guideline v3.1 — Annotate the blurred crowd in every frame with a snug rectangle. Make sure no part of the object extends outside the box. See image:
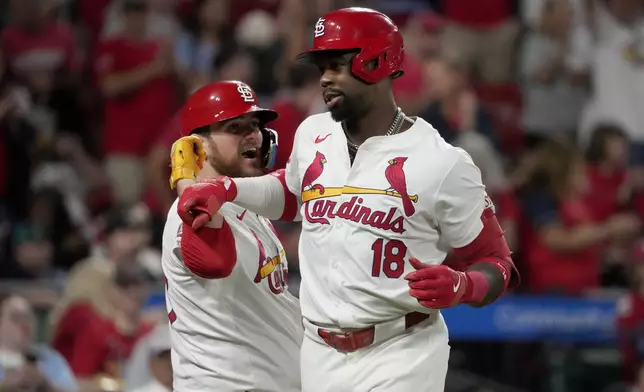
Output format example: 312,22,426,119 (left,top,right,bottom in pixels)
2,0,644,391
